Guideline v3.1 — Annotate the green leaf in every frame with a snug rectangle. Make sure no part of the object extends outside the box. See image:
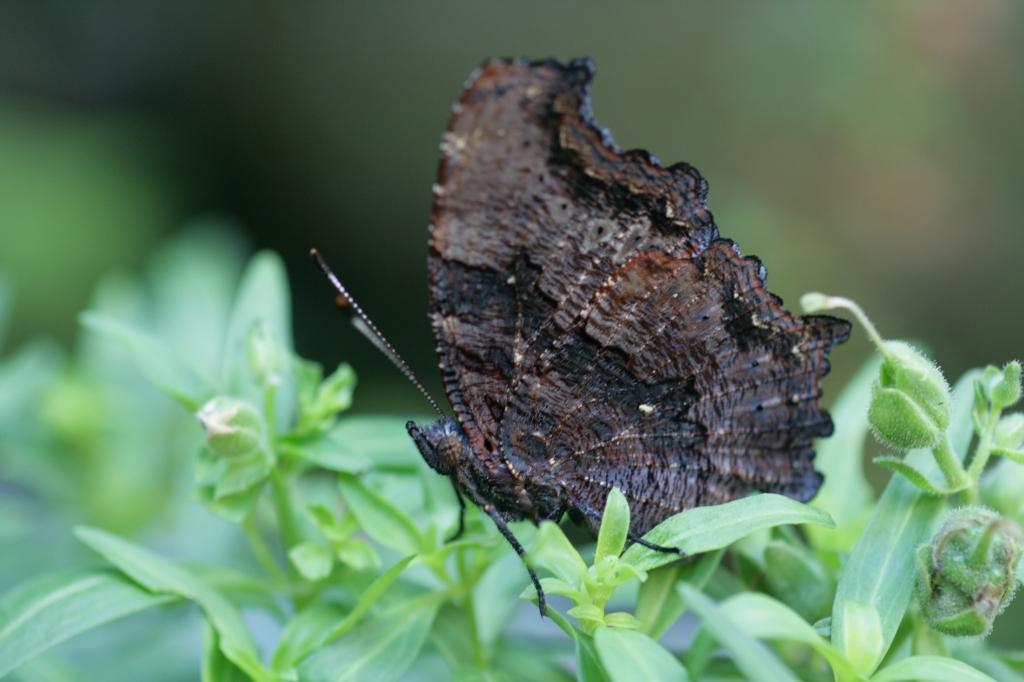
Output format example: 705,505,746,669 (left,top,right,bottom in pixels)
294,363,357,433
315,555,416,651
297,597,438,682
636,549,723,638
214,450,273,500
872,457,955,496
474,550,531,649
717,592,857,680
678,583,801,682
202,622,249,682
870,655,996,682
528,521,588,584
79,311,211,409
809,355,881,550
221,251,293,388
763,540,834,622
0,569,177,679
287,543,334,582
338,474,424,555
593,627,689,682
271,602,347,673
221,251,294,428
595,489,630,564
291,417,422,473
832,369,982,676
621,494,834,572
74,526,274,682
543,608,609,682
